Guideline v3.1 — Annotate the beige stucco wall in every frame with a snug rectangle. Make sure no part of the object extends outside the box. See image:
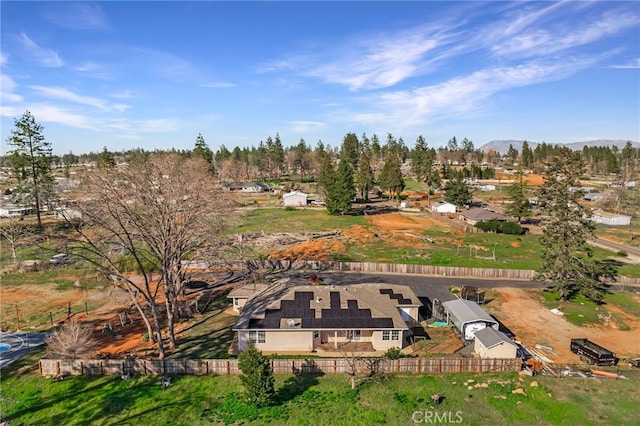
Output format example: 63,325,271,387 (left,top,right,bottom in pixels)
371,330,408,350
238,330,314,352
474,340,517,359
